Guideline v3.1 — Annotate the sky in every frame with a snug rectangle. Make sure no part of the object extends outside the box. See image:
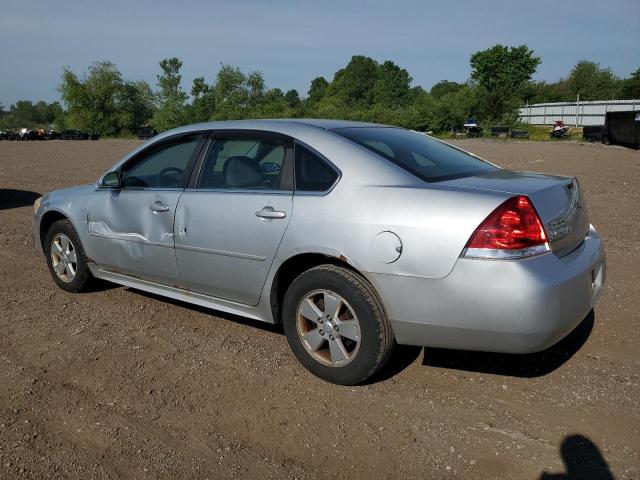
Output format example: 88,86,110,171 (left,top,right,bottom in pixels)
1,0,639,106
